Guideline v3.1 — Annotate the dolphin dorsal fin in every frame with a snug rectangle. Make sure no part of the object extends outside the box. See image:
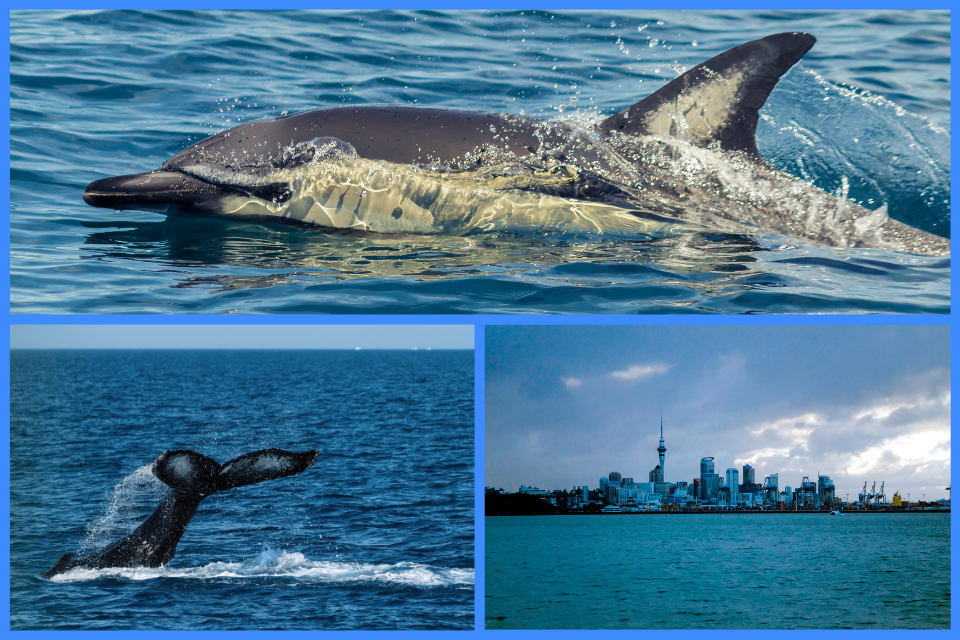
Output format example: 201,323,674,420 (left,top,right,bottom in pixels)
601,32,816,157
